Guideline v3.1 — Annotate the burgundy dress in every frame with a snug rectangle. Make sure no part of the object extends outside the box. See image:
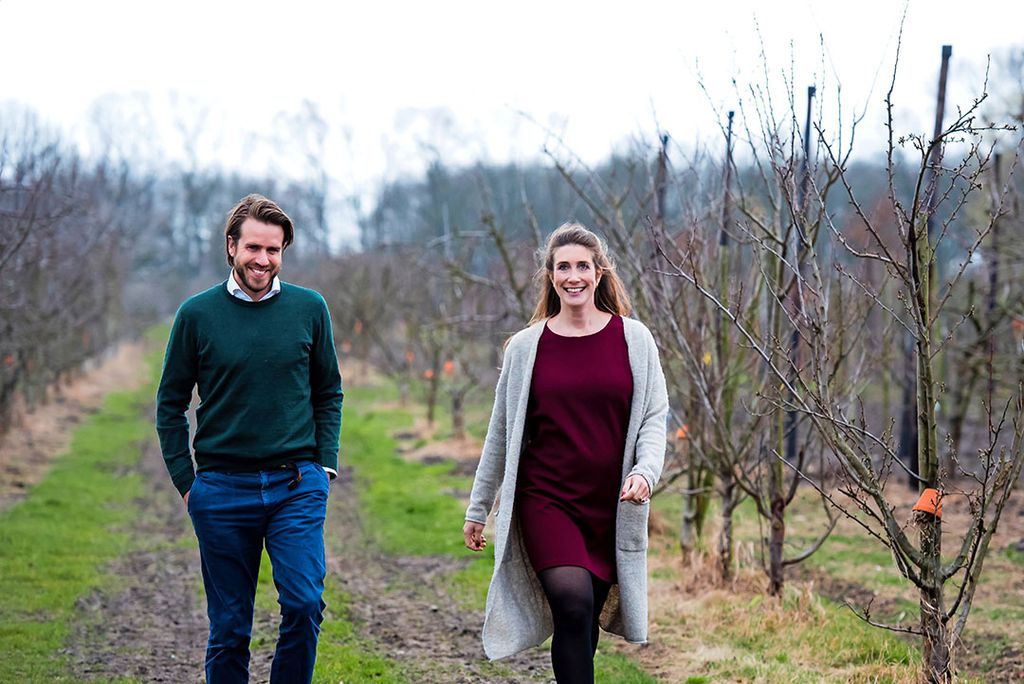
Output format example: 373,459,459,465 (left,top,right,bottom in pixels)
516,315,633,583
